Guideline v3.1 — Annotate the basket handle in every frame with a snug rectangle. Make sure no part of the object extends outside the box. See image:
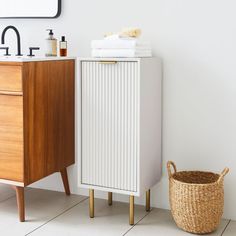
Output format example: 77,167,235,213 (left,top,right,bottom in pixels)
167,161,177,178
217,167,229,183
